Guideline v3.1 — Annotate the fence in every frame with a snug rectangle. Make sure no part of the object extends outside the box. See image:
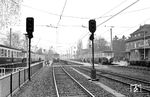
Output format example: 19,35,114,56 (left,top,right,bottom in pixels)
0,61,44,97
0,68,5,77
